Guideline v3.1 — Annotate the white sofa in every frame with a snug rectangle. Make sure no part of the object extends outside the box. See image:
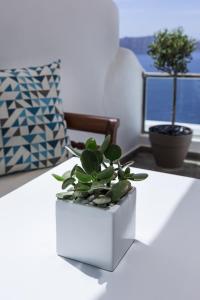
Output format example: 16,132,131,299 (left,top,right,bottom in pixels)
0,0,144,197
